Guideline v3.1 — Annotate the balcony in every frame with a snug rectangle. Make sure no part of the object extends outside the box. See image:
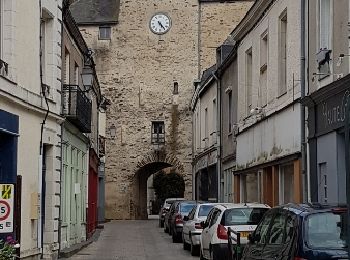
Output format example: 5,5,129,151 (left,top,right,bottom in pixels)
62,84,92,133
